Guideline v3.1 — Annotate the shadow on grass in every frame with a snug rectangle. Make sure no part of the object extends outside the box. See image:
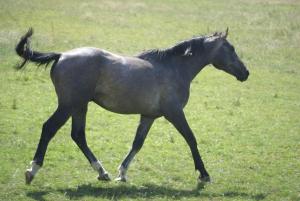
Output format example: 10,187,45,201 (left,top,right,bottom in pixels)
27,182,266,201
